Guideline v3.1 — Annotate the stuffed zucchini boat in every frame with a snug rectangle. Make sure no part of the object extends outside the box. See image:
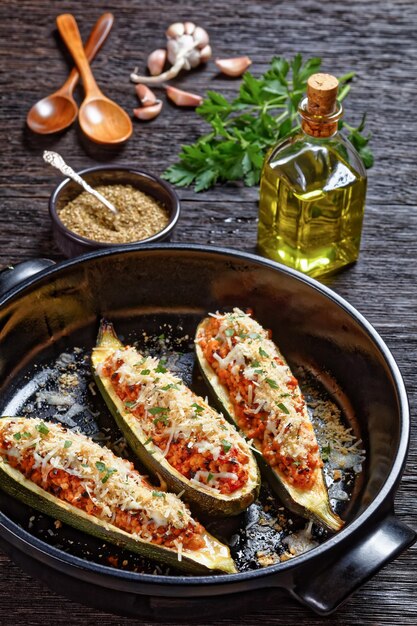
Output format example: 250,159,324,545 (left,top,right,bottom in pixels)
0,417,236,574
195,308,343,532
91,321,259,517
